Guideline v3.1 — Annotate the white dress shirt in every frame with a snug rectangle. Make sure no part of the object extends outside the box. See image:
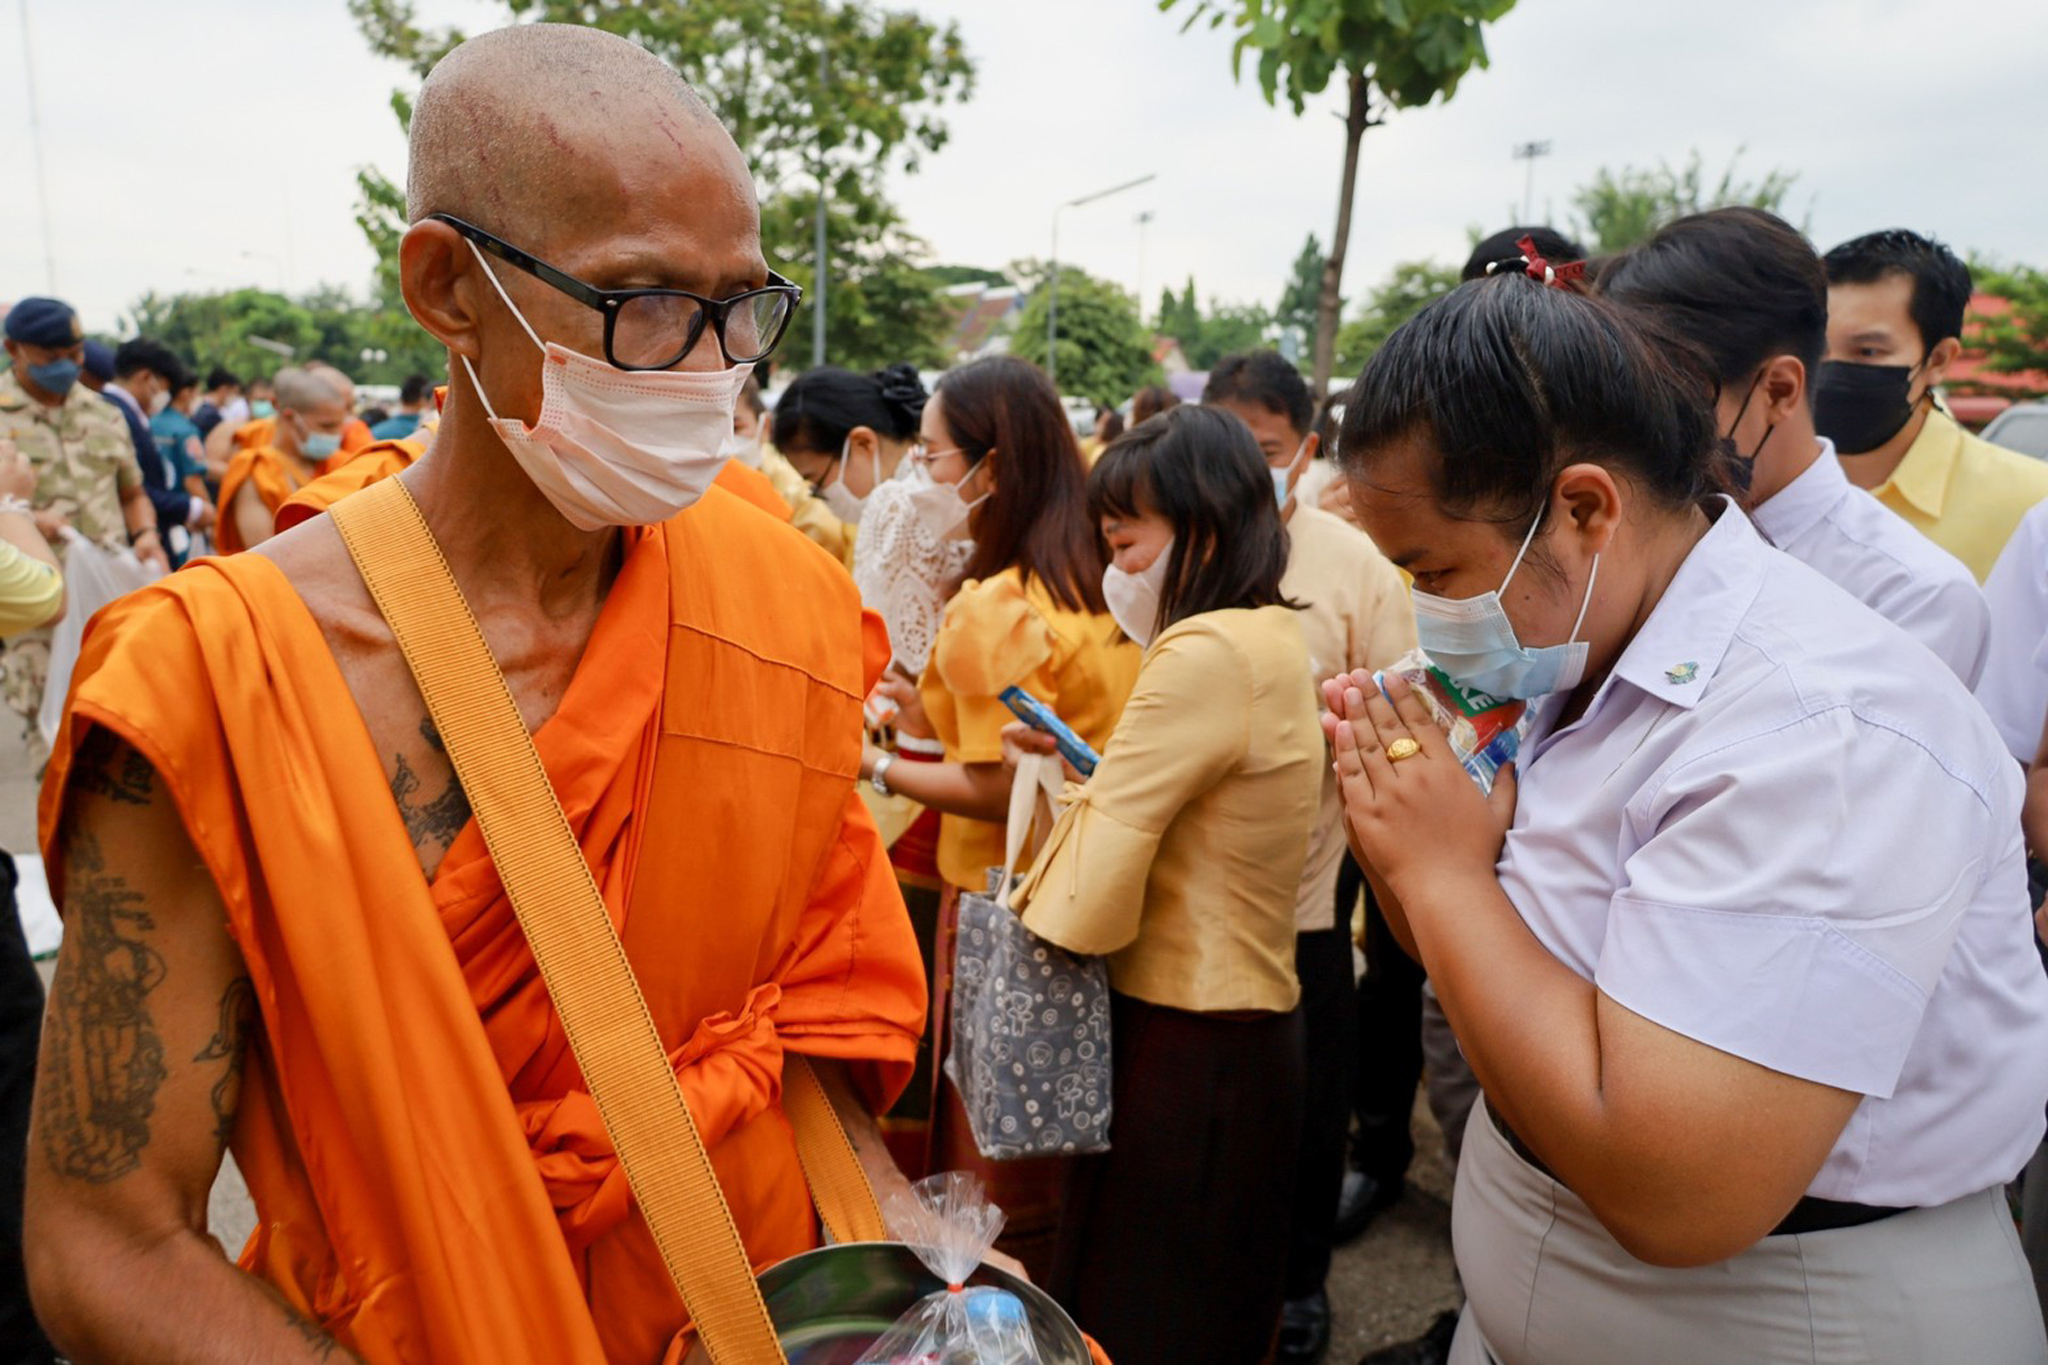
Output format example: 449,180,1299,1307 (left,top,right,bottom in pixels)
1752,438,1989,686
1976,497,2048,763
1497,503,2048,1208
